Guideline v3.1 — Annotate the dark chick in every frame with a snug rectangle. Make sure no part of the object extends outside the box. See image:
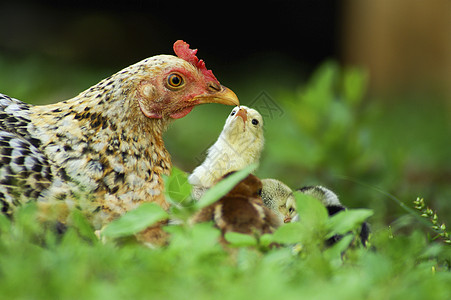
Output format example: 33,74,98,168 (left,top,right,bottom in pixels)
191,174,281,241
260,178,370,247
298,186,370,247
